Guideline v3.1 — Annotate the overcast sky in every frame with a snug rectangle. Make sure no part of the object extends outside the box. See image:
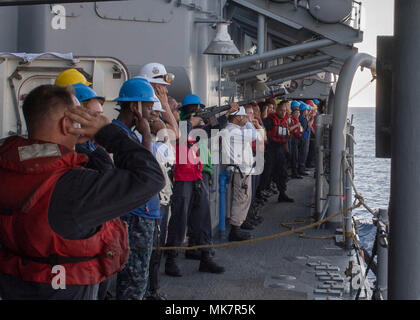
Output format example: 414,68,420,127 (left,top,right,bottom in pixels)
350,0,394,107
